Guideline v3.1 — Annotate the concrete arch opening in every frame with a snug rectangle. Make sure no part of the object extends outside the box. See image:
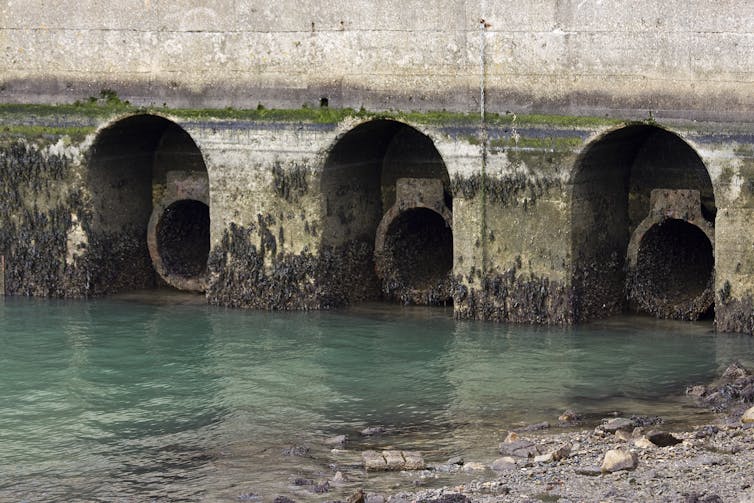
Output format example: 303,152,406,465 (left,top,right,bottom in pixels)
88,114,209,294
320,119,452,306
570,124,715,321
